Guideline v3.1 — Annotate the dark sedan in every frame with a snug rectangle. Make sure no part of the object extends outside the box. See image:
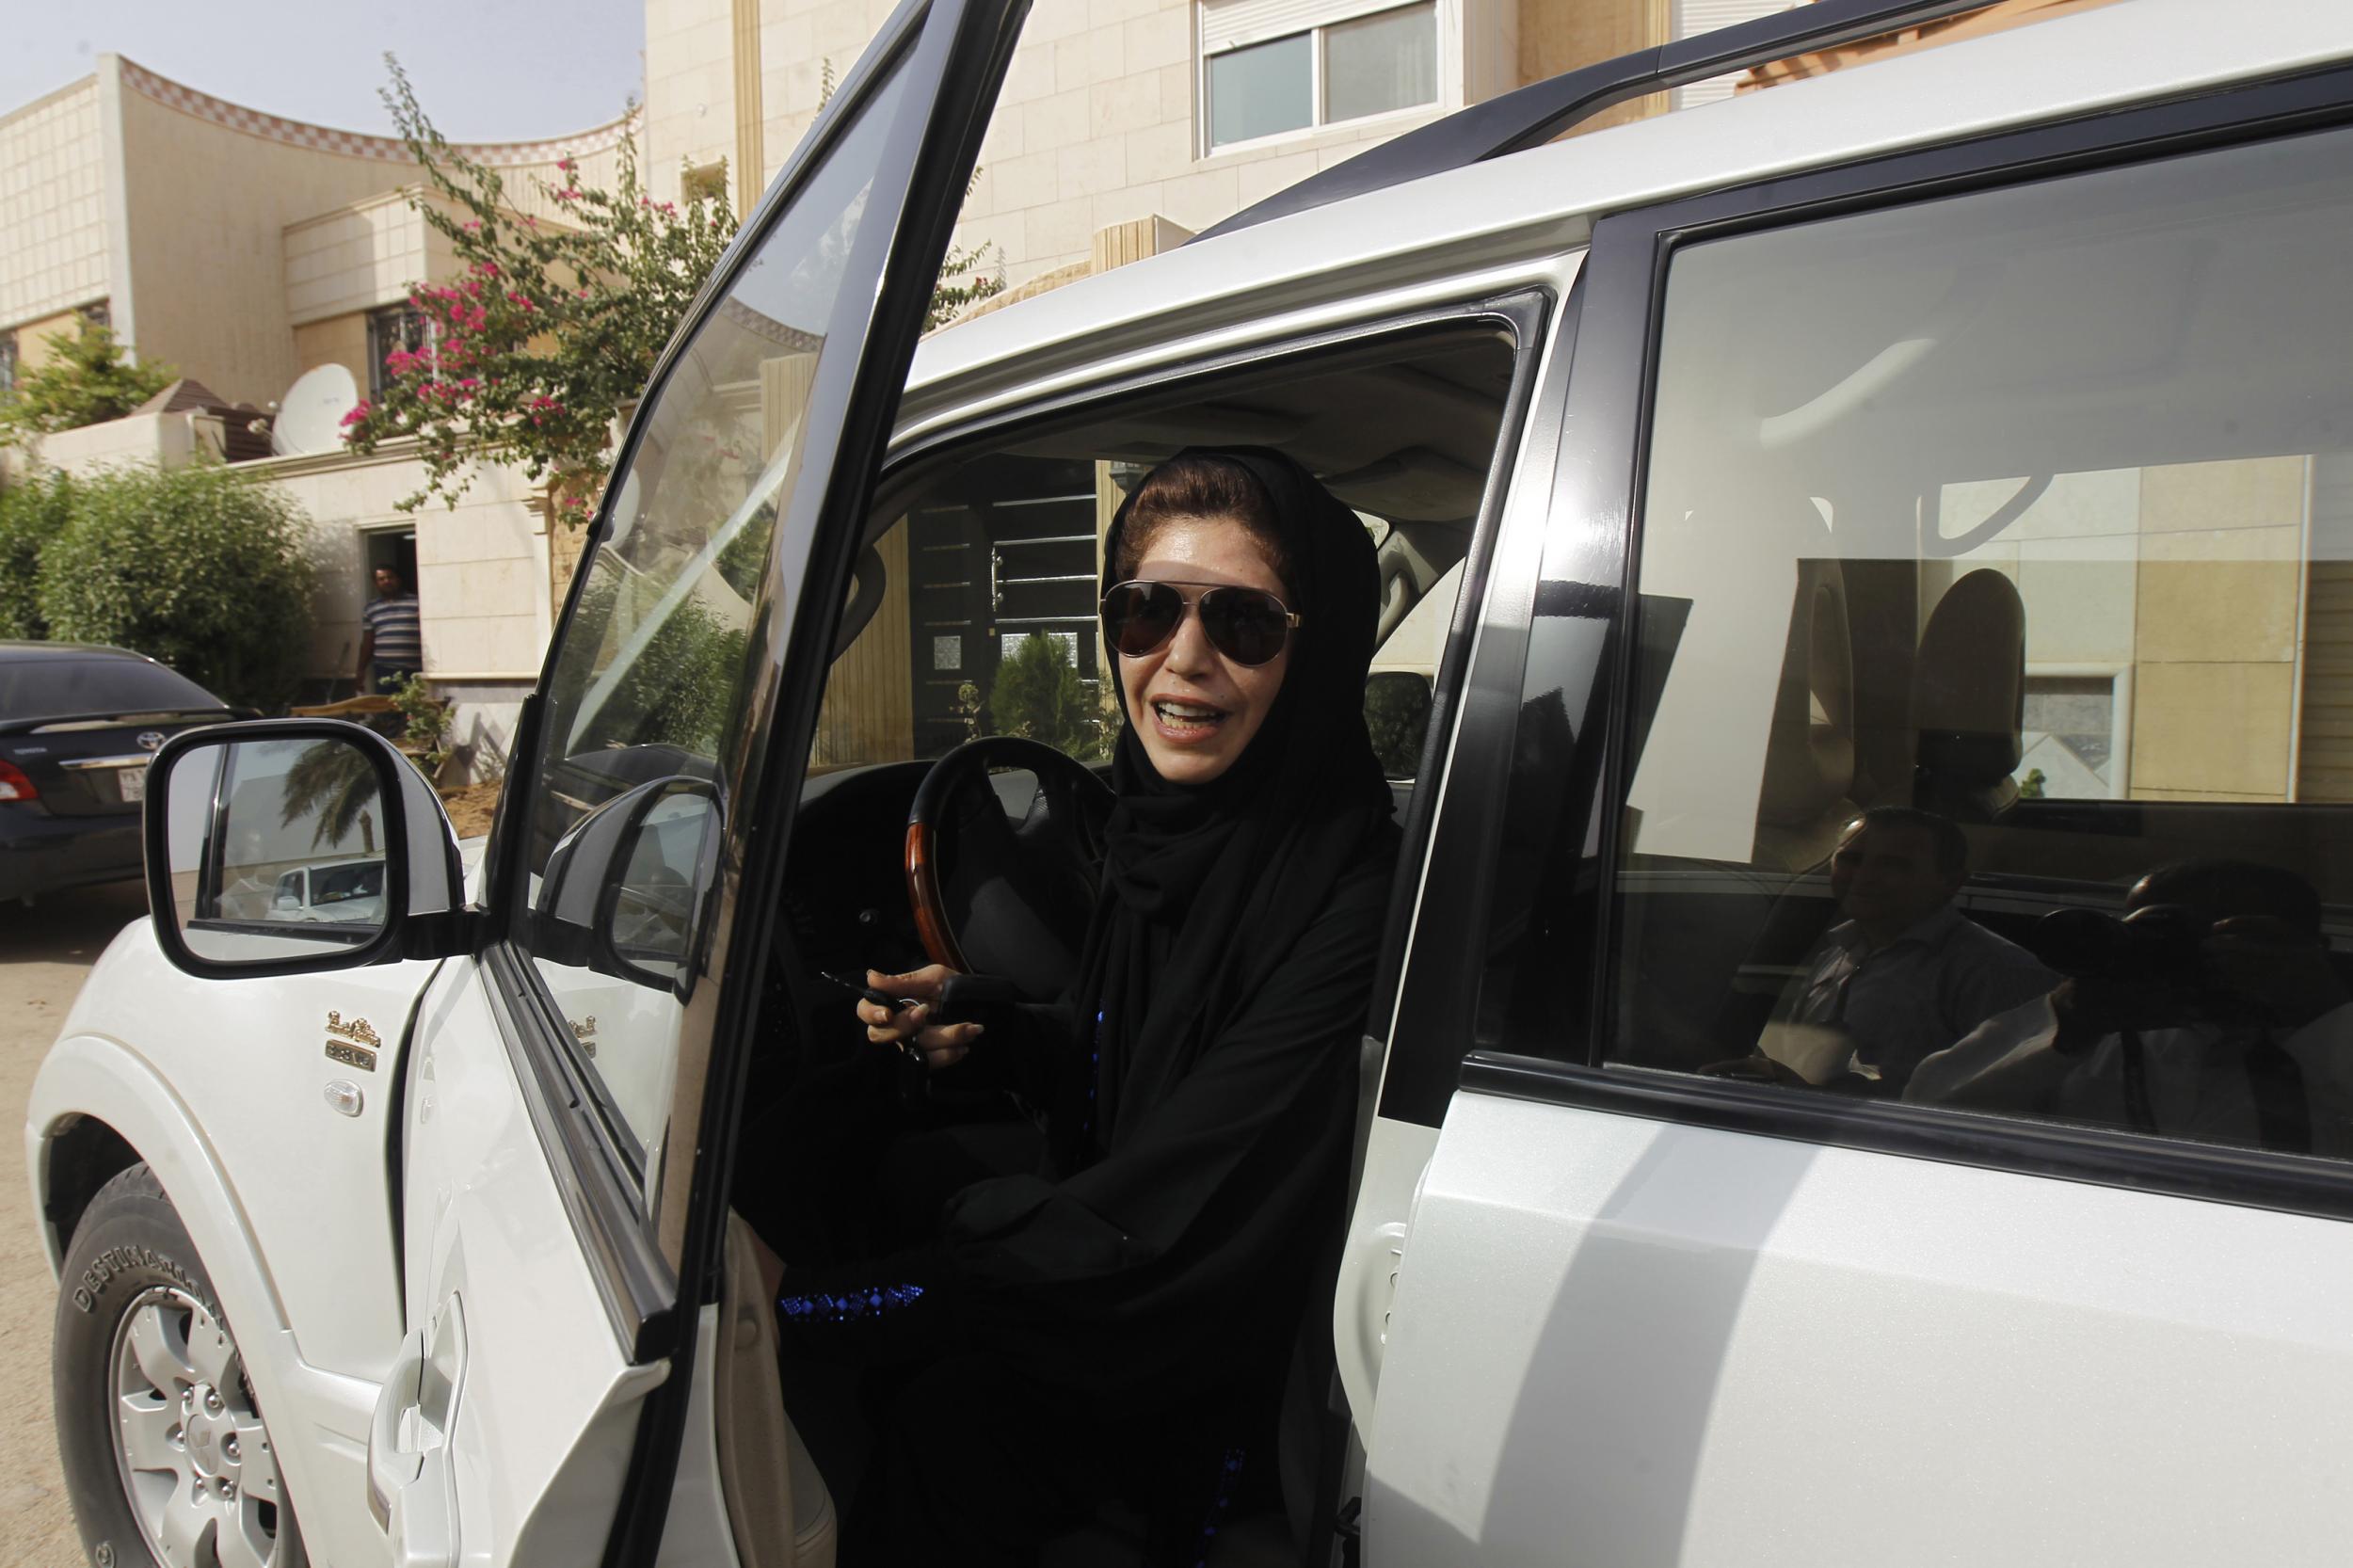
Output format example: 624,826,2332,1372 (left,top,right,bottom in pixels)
0,643,249,904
